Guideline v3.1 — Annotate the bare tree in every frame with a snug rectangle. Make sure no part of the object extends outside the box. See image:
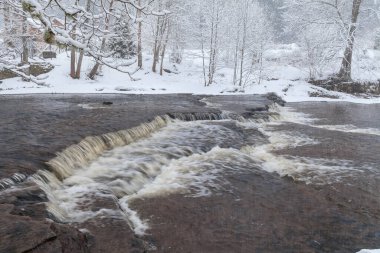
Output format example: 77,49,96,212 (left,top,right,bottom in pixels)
284,0,367,81
17,0,160,81
137,0,143,68
75,0,93,79
21,13,30,80
338,0,363,81
88,0,116,80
